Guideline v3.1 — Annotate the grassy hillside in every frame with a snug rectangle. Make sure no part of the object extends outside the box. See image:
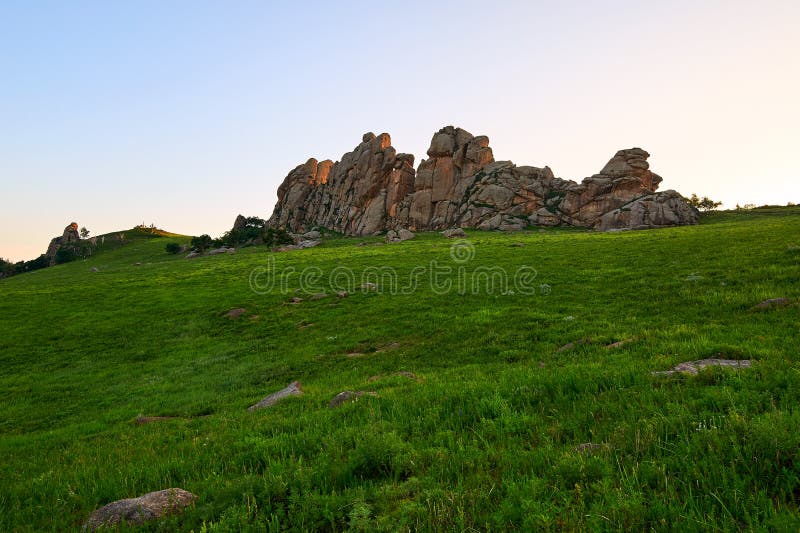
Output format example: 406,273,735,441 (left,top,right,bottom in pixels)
1,208,799,531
